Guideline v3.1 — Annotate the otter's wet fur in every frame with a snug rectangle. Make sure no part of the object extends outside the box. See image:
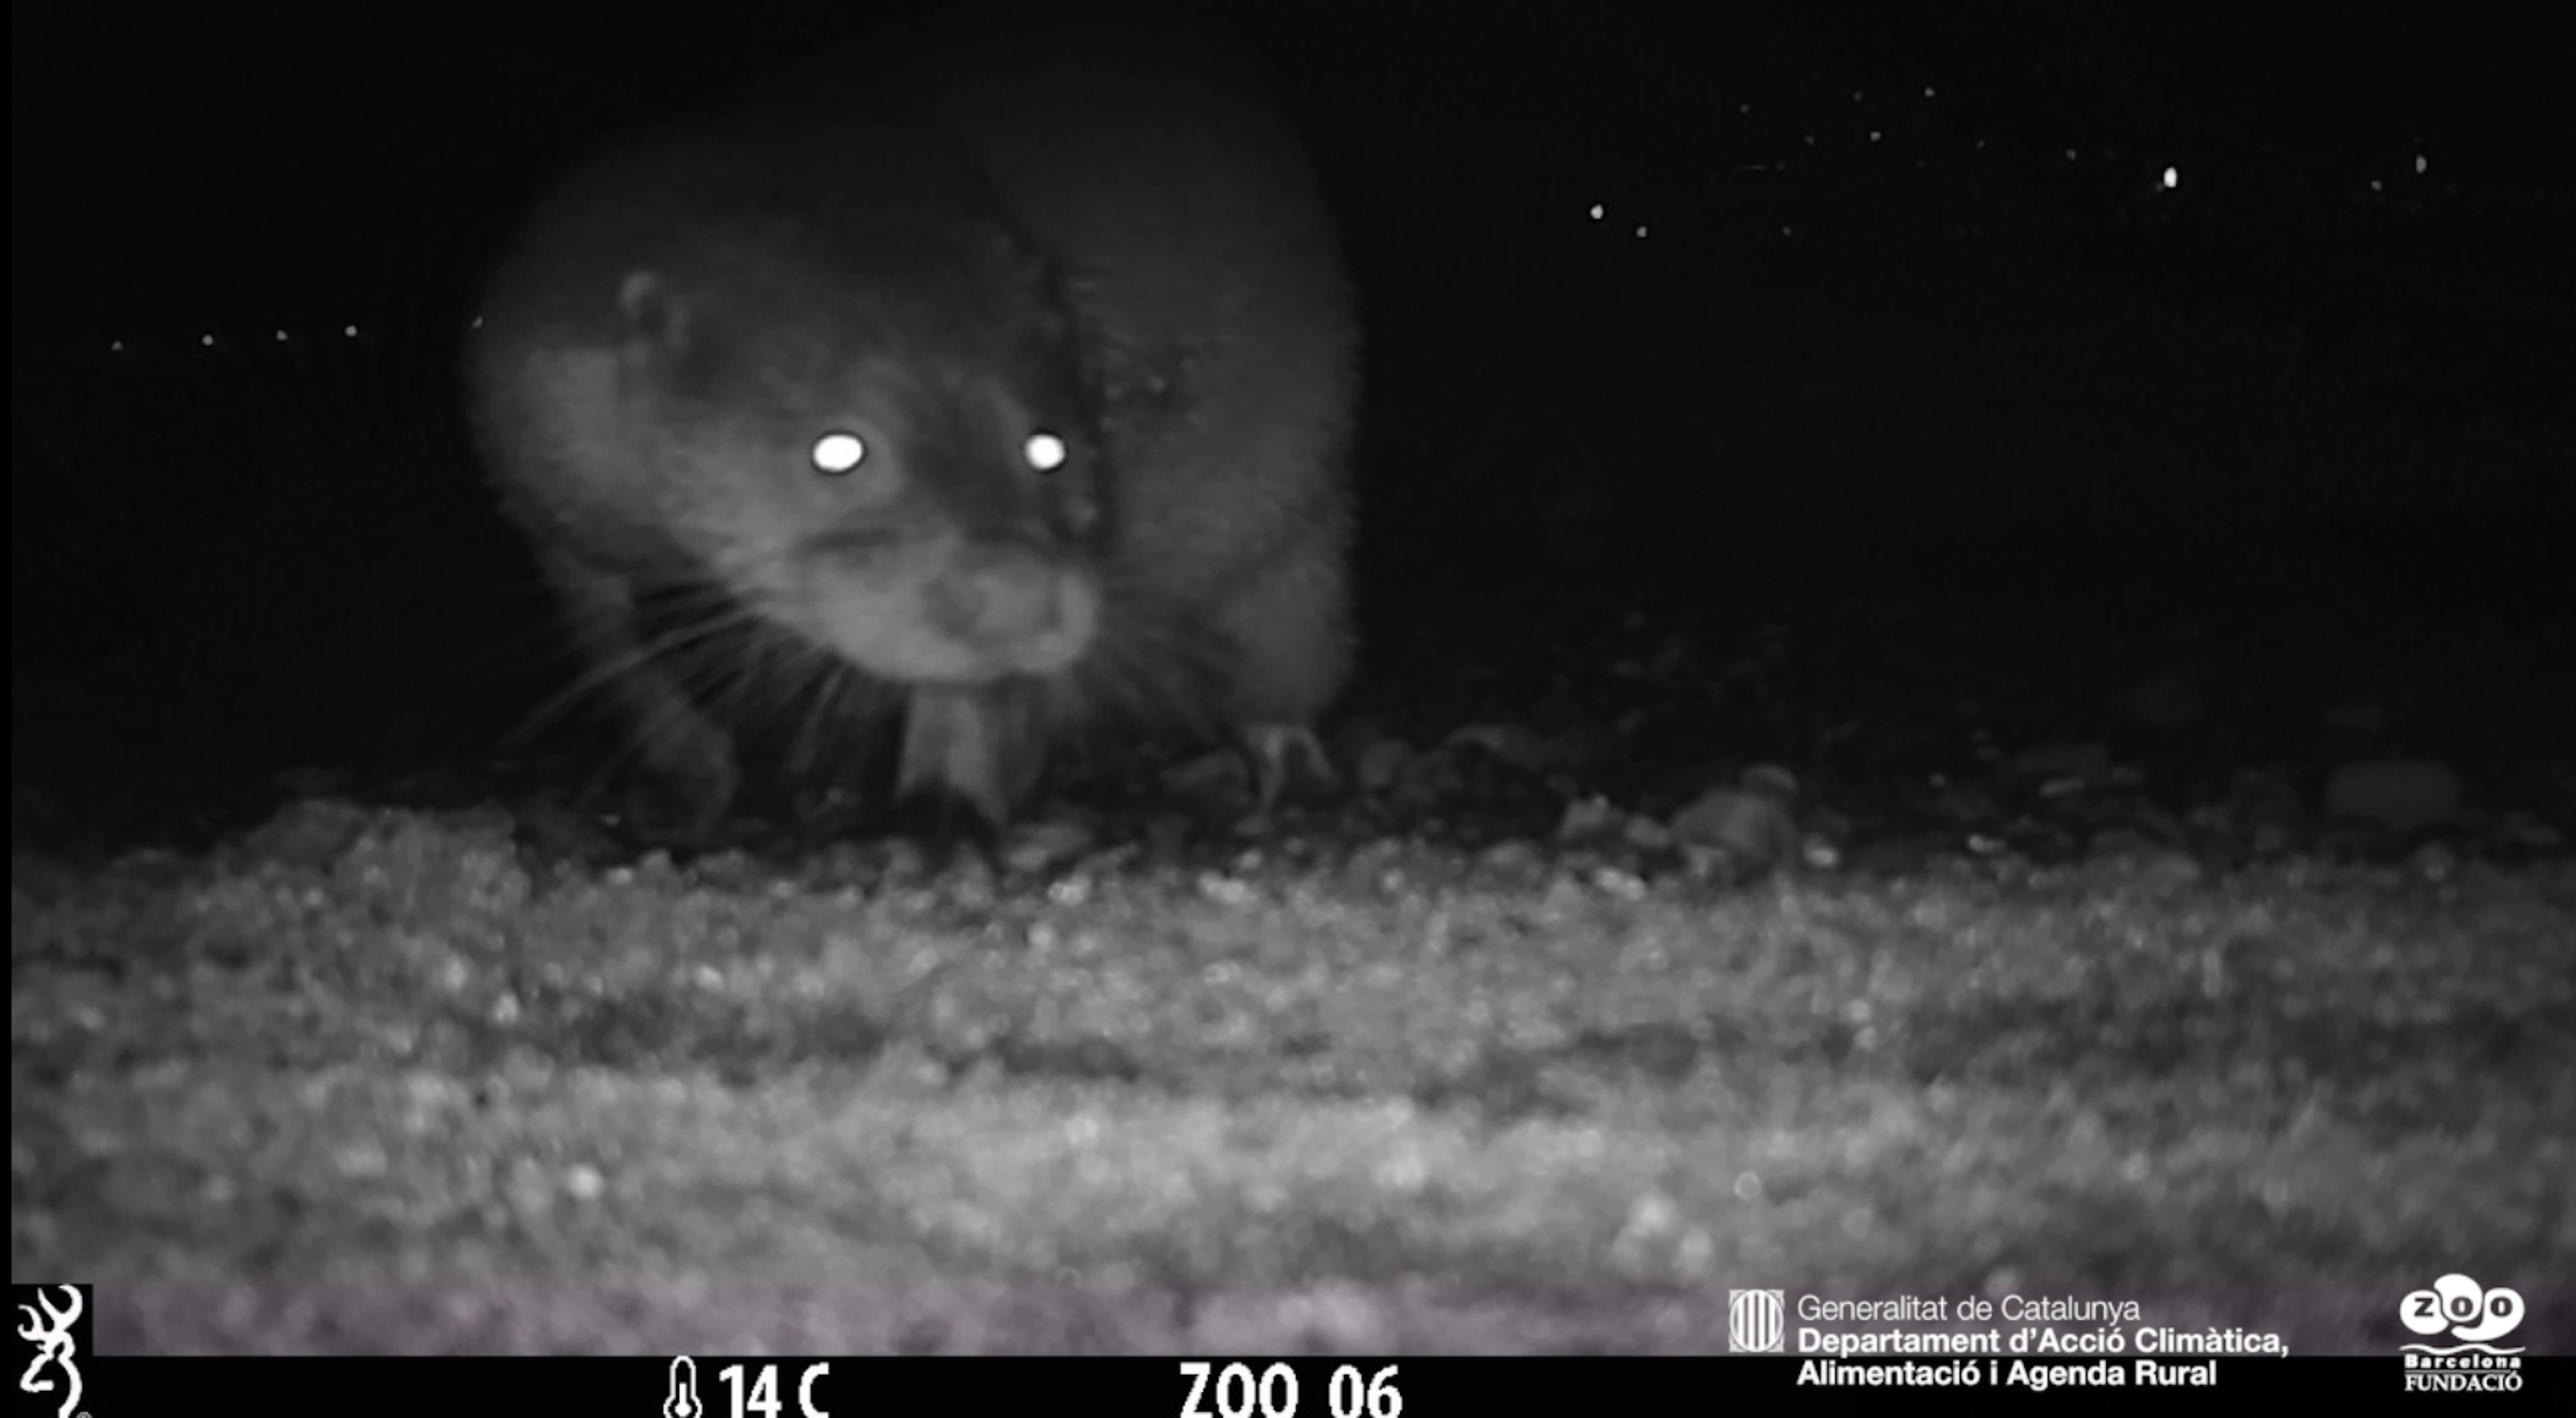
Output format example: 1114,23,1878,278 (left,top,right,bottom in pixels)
465,2,1360,835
